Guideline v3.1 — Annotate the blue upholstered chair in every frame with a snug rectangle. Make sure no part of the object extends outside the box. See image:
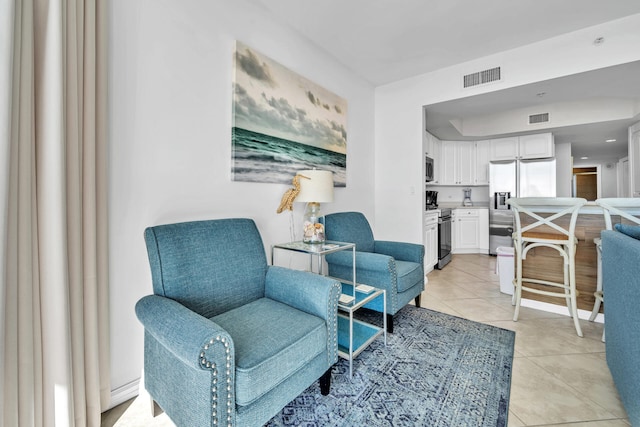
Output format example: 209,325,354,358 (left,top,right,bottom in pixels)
323,212,425,333
135,218,341,427
601,228,640,425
